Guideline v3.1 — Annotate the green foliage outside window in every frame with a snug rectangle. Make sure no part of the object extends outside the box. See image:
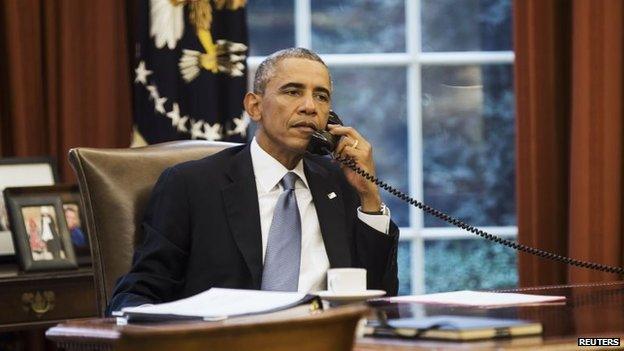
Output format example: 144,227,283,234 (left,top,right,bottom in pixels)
425,239,517,293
